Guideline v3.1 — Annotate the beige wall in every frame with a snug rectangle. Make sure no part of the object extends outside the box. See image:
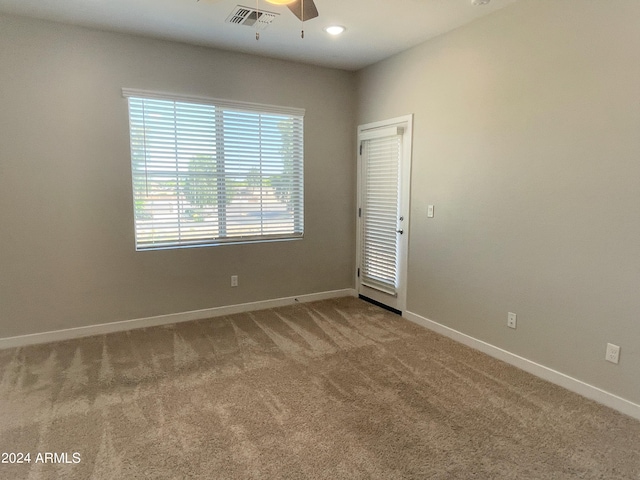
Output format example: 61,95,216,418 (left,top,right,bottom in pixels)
0,15,356,337
357,0,640,404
